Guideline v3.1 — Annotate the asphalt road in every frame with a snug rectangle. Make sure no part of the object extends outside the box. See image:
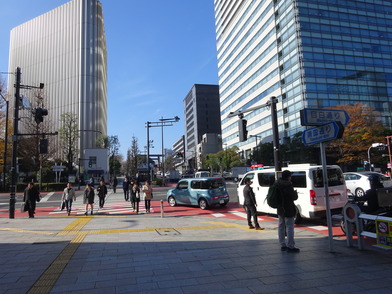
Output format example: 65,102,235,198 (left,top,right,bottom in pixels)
0,181,240,210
